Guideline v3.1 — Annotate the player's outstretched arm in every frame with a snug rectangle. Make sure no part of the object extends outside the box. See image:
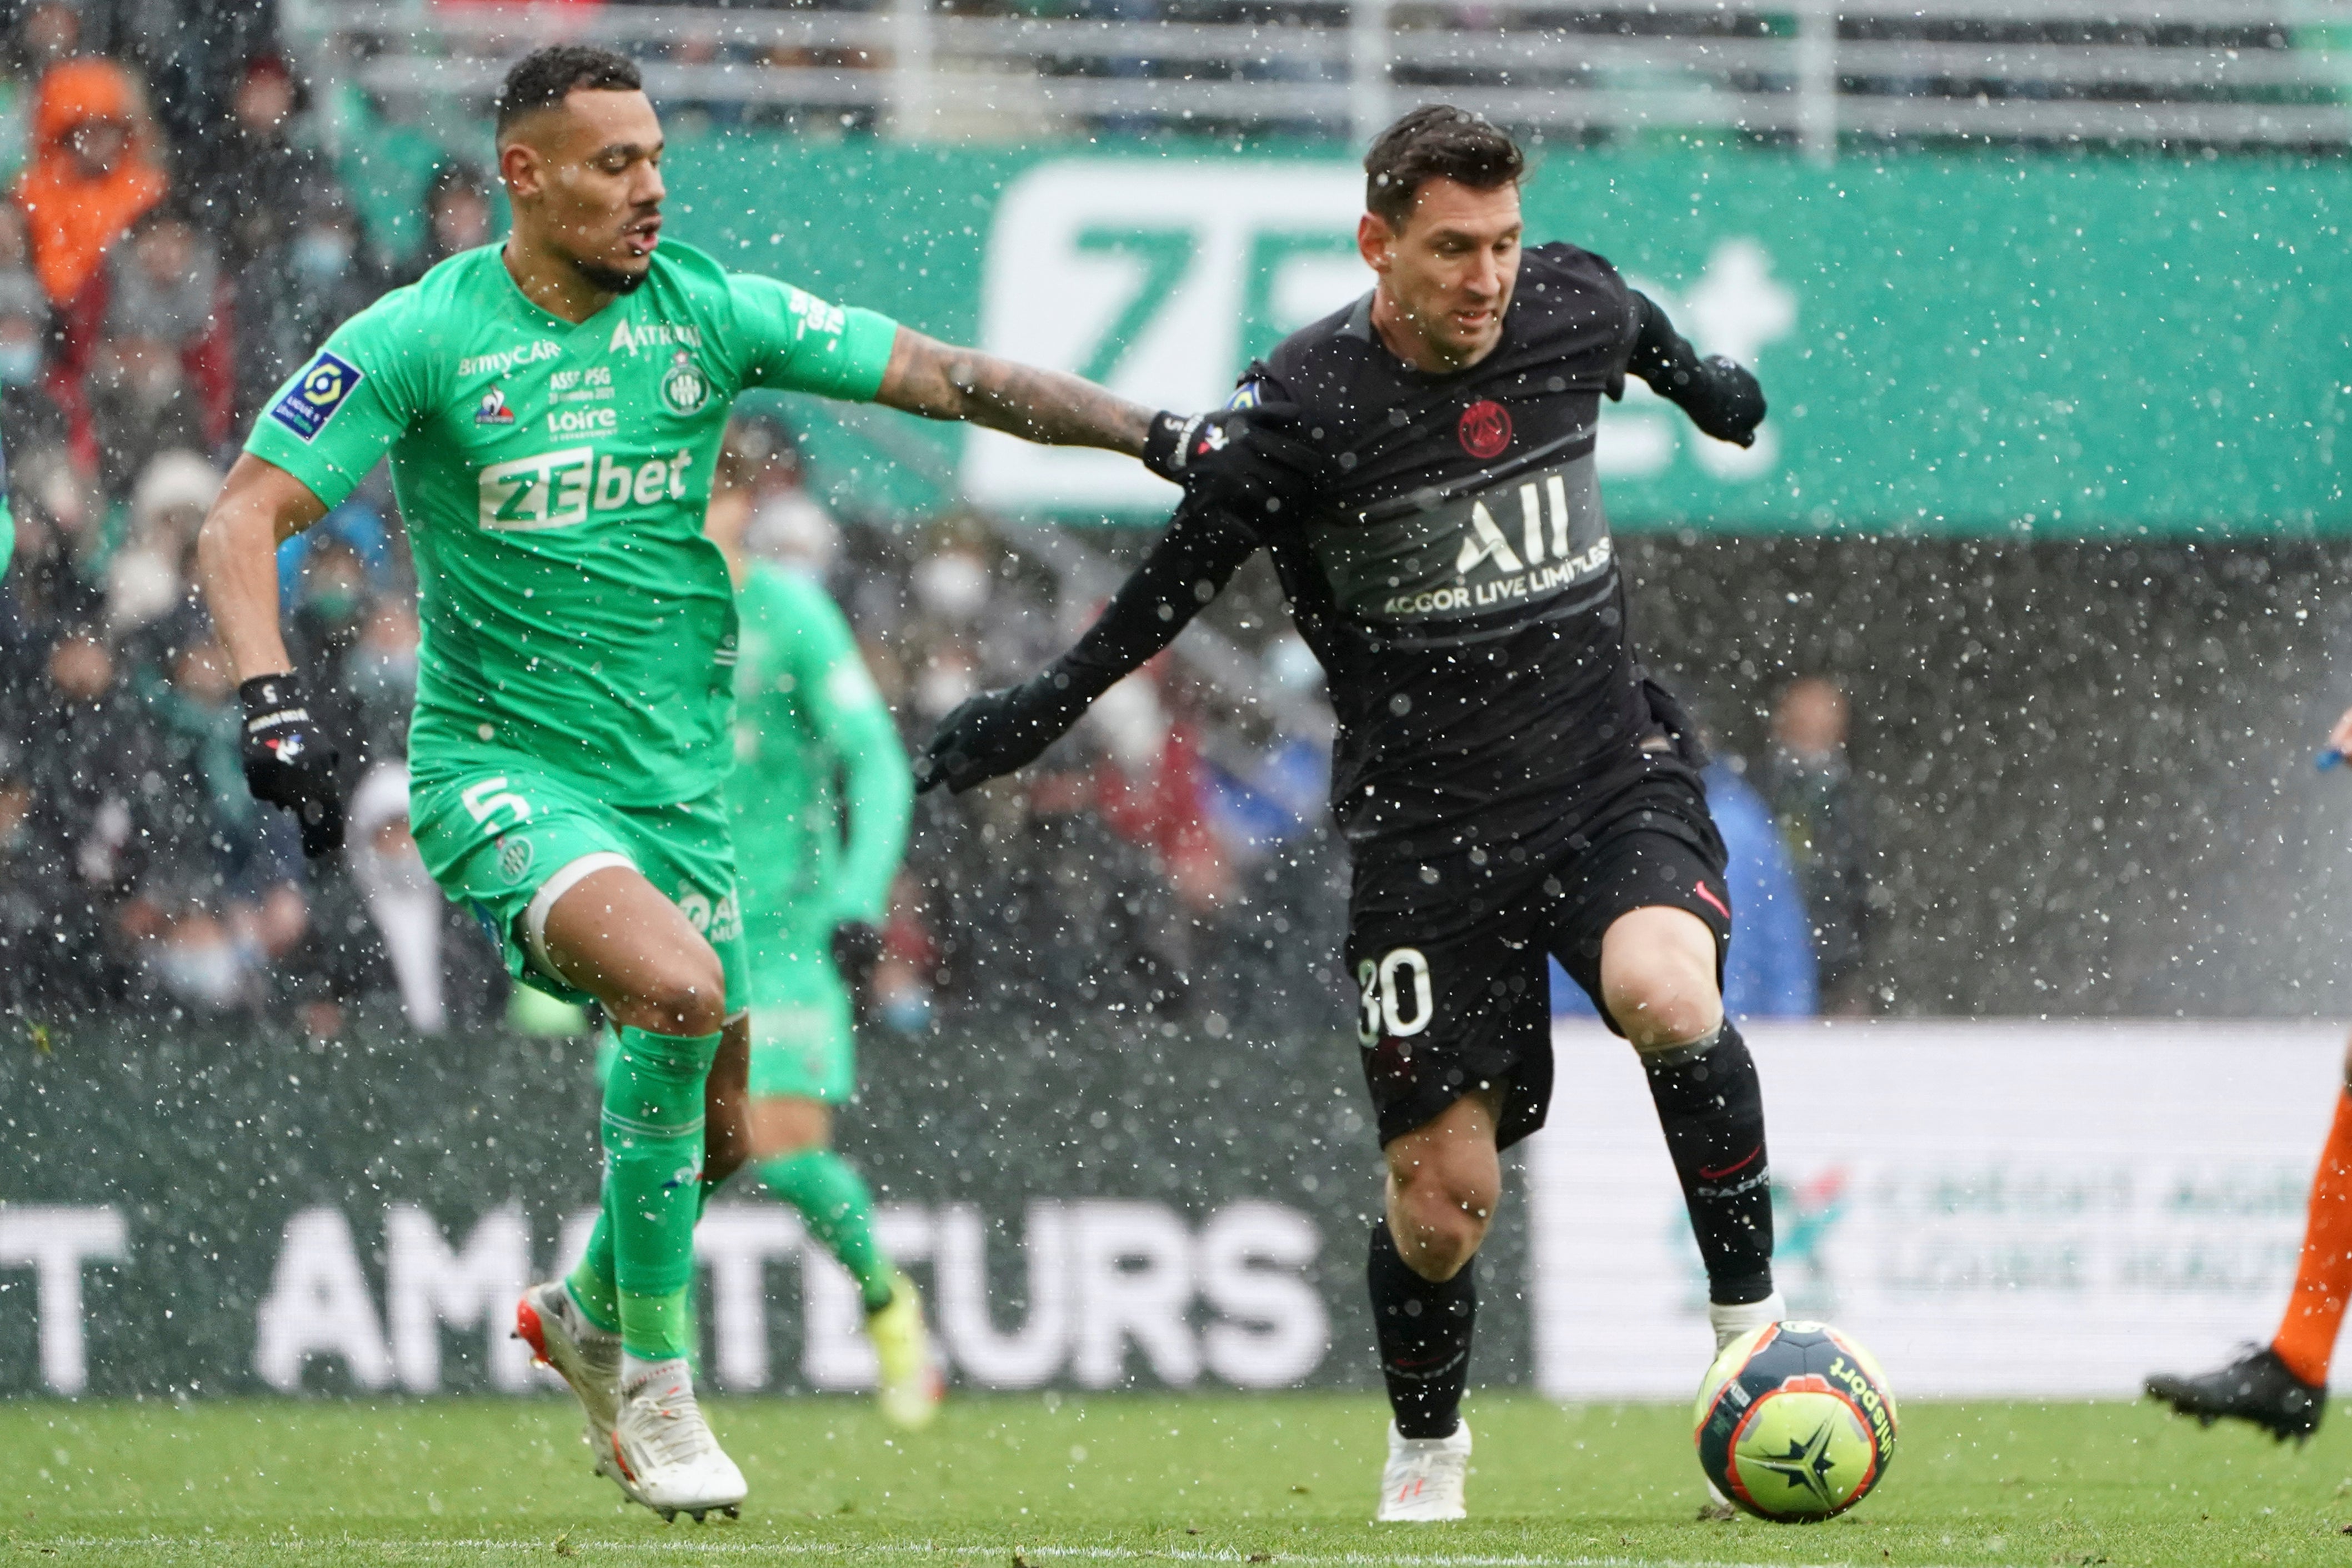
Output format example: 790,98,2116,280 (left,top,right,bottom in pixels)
915,500,1261,794
877,327,1156,453
1626,291,1766,448
197,453,346,857
873,329,1321,522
